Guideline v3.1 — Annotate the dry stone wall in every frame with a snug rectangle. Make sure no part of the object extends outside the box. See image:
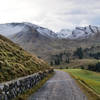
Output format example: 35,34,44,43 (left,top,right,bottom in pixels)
0,69,53,100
